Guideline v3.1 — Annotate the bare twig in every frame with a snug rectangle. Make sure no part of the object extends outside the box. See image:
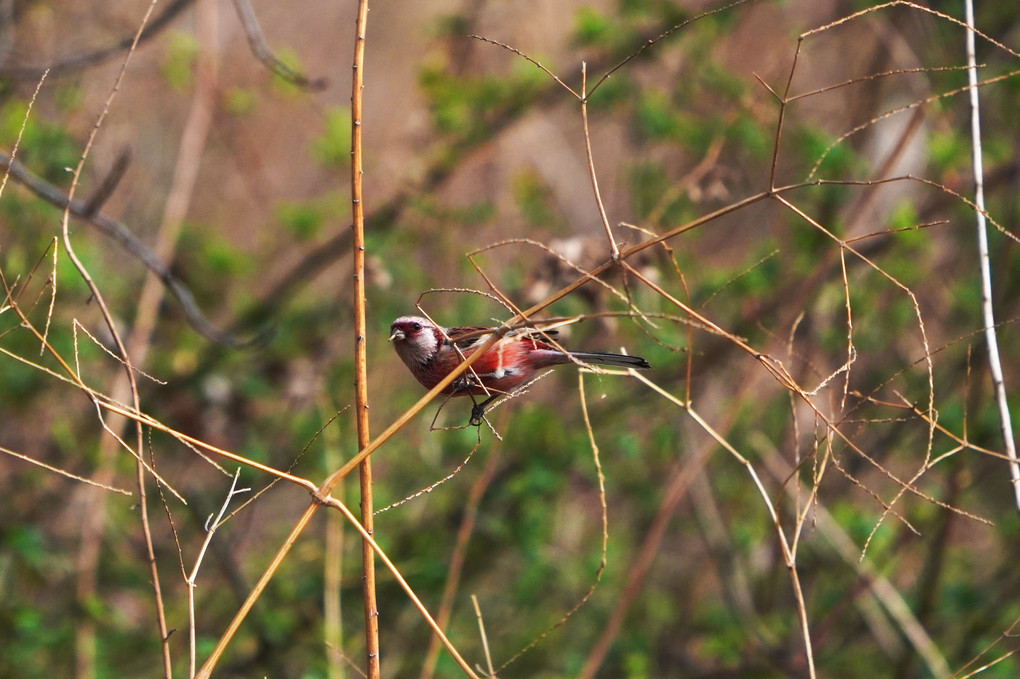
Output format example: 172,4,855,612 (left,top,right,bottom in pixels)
418,432,504,679
0,150,251,346
230,0,327,89
0,445,131,495
755,441,952,678
578,374,763,678
115,6,221,678
471,595,496,677
493,373,610,673
963,0,1020,514
954,617,1020,678
800,68,1020,182
196,493,481,679
587,0,755,97
375,436,482,514
187,469,249,677
633,373,818,678
580,63,619,260
56,3,173,676
467,35,577,98
0,69,46,202
0,0,193,79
